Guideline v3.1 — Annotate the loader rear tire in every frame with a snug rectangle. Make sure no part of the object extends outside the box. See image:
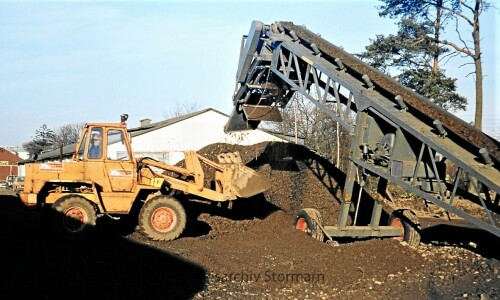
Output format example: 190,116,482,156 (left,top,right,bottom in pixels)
387,209,421,247
52,195,97,240
138,196,186,241
293,208,324,242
